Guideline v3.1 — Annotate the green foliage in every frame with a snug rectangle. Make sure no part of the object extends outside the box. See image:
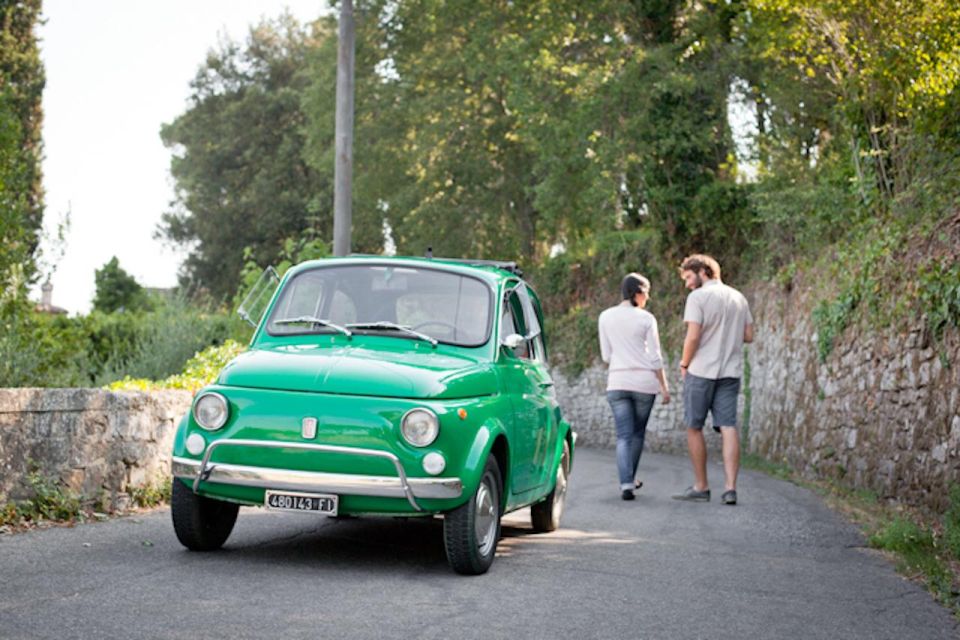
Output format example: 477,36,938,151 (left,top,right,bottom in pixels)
157,2,750,300
812,290,859,363
234,229,329,313
0,466,84,527
944,485,960,560
868,516,955,606
0,0,44,272
744,0,960,202
866,498,960,611
0,90,33,299
93,256,149,313
917,260,960,343
810,224,904,361
128,478,173,509
107,339,246,393
0,293,242,388
158,14,328,301
93,297,240,385
0,301,91,386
